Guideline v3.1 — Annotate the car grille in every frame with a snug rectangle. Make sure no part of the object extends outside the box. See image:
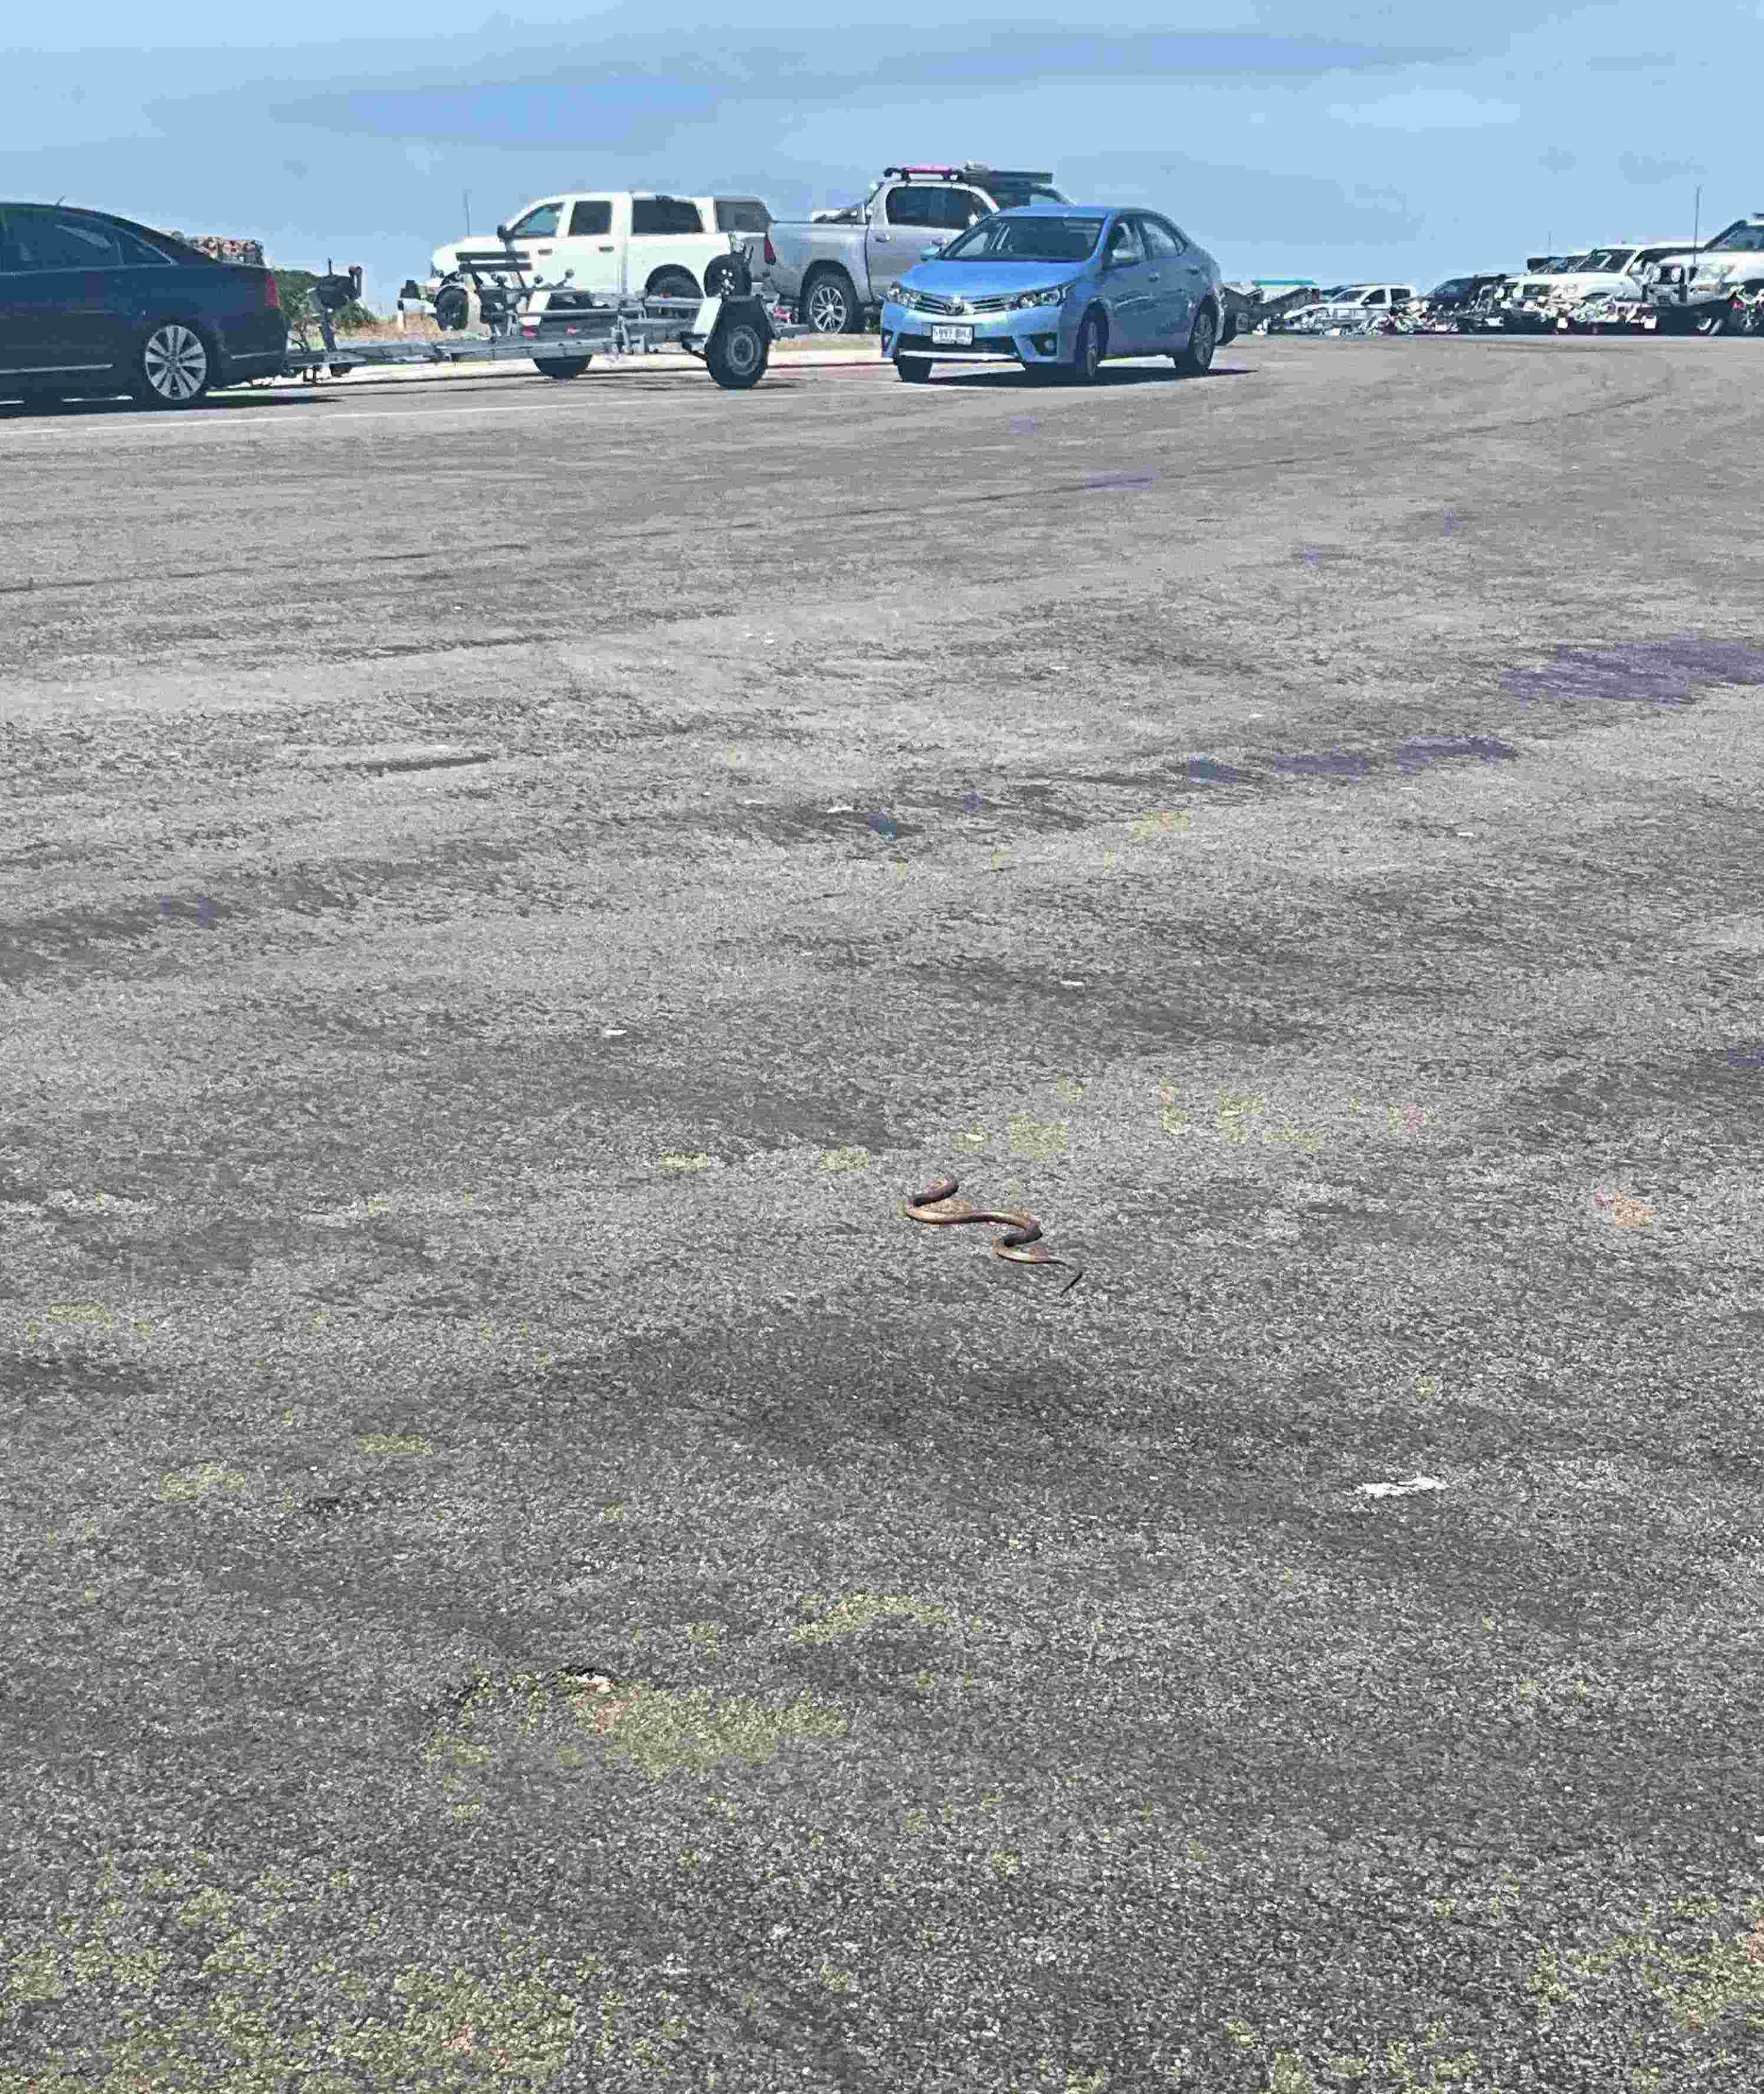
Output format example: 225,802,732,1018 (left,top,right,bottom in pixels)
913,291,1014,316
1521,282,1551,299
